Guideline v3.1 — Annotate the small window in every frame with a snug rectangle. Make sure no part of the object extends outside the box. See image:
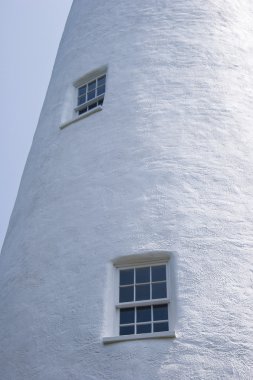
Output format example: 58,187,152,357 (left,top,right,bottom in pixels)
59,66,107,130
76,73,106,116
103,252,175,344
